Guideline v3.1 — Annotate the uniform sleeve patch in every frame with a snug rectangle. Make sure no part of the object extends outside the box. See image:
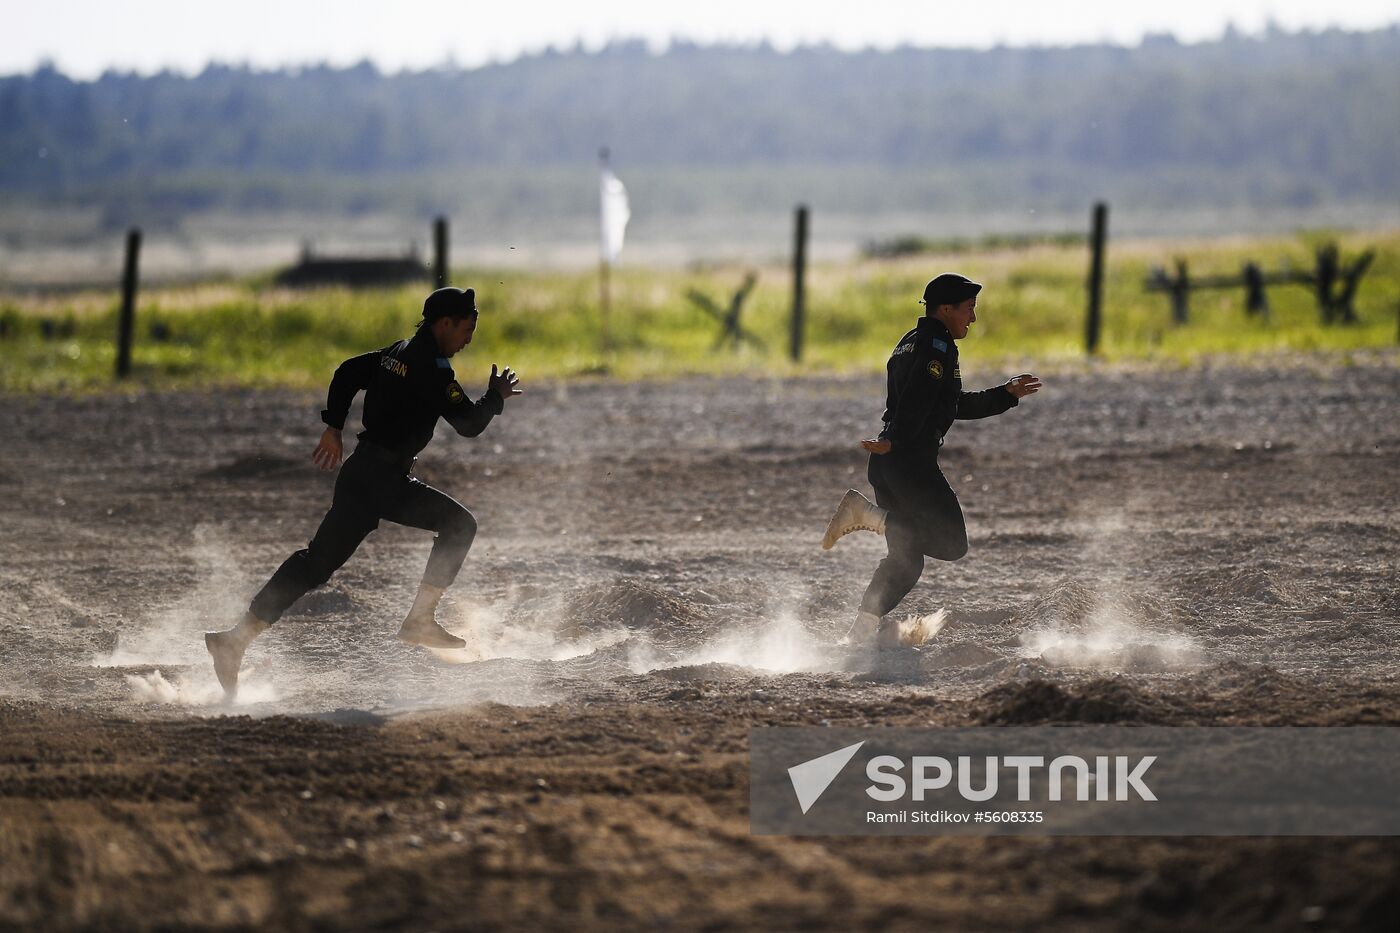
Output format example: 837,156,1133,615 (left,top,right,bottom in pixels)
927,360,944,379
436,357,453,369
446,381,466,404
930,338,948,352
